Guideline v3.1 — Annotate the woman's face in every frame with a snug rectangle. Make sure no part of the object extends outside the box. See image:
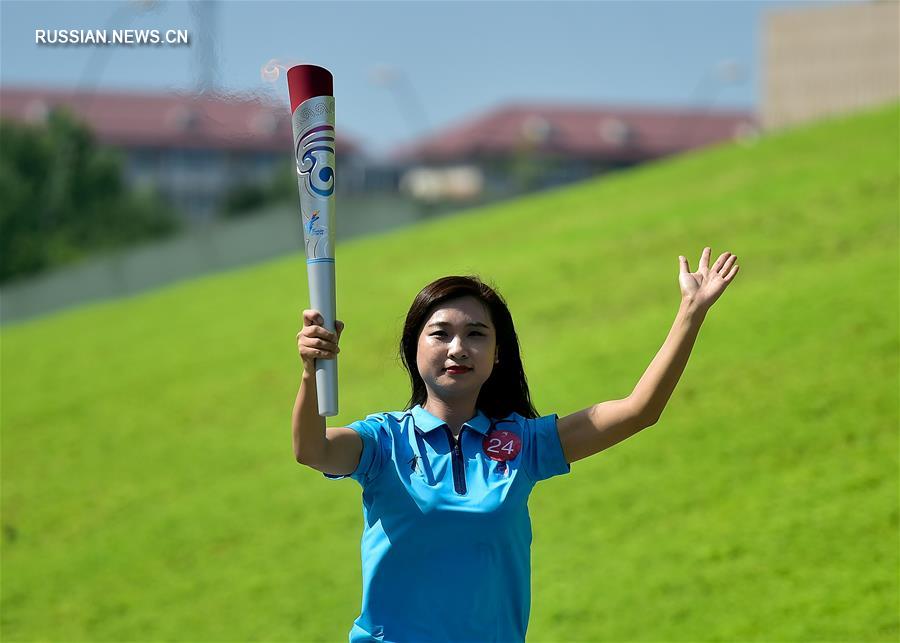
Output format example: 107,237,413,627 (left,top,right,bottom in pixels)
416,295,498,403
